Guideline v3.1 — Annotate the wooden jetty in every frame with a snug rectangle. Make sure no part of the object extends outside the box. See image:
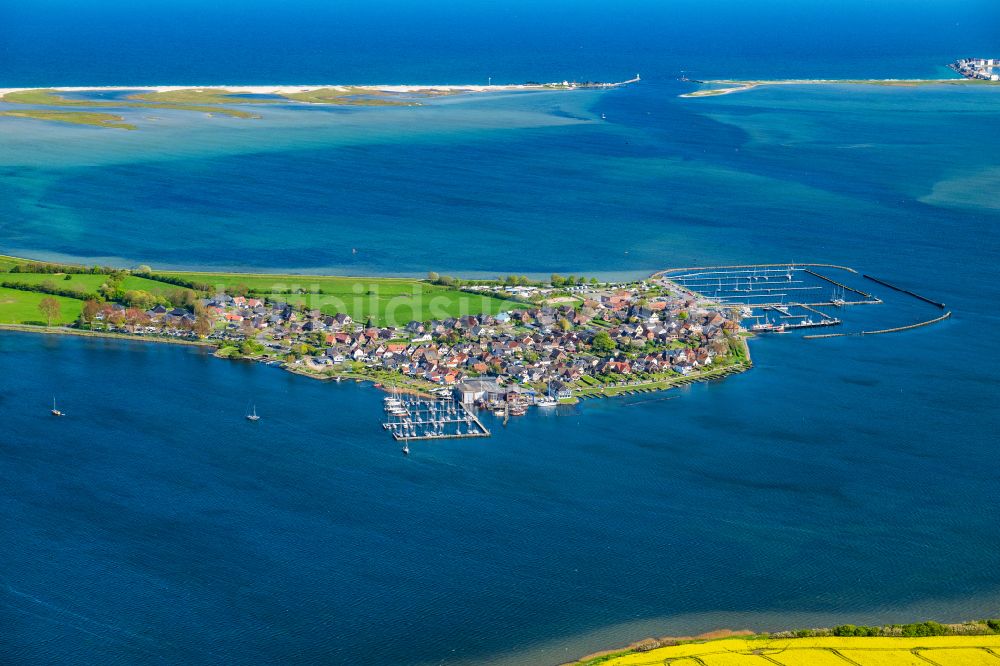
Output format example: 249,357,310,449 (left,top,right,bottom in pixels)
383,394,490,442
